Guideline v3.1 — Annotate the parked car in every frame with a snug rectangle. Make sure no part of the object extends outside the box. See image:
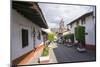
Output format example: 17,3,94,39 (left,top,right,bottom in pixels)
57,37,63,44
